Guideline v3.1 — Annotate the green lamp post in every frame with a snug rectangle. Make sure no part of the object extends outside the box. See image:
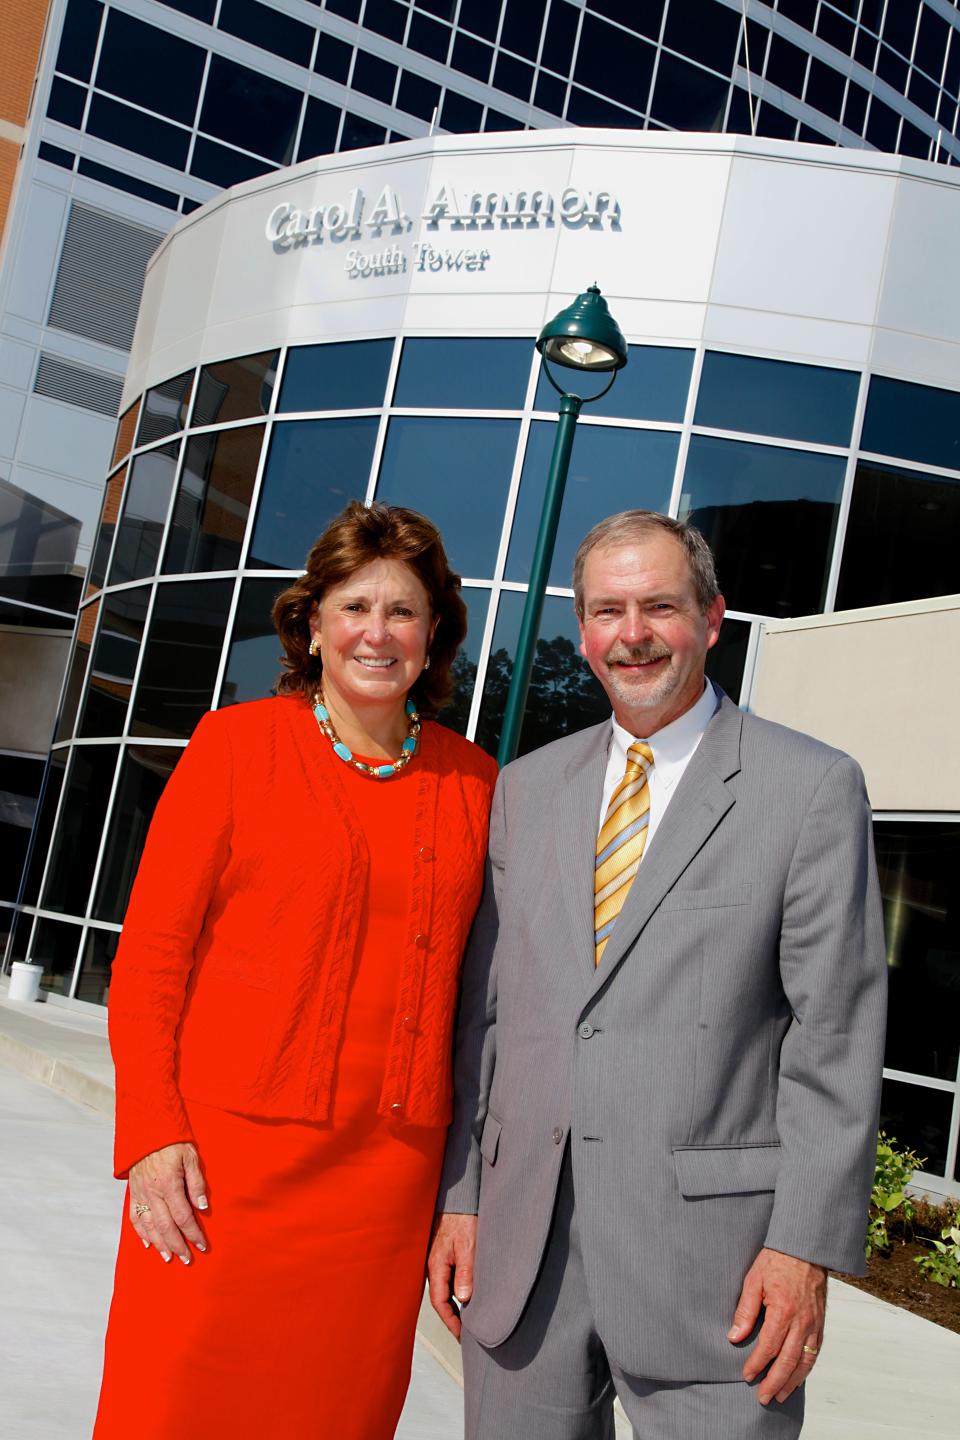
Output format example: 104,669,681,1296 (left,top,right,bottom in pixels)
496,285,628,768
